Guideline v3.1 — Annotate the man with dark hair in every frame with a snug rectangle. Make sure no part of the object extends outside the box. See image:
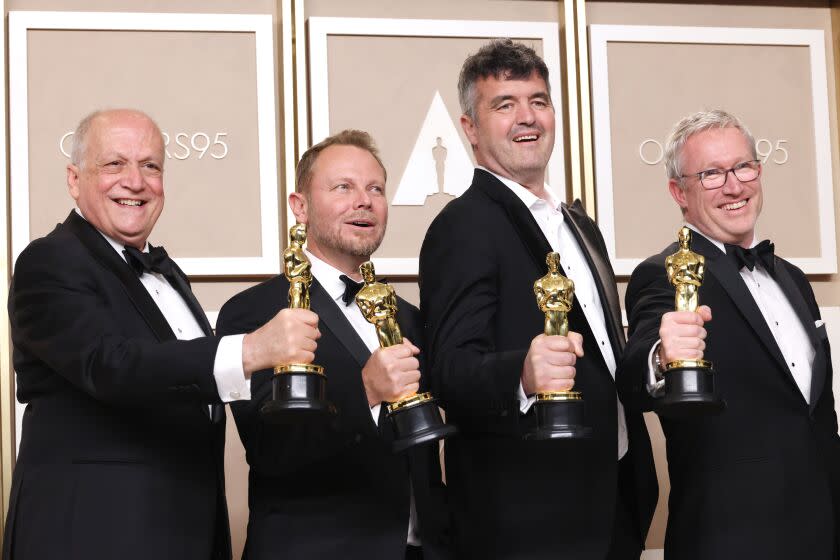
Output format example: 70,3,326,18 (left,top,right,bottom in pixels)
4,108,318,560
217,130,451,559
420,39,657,559
620,109,839,559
